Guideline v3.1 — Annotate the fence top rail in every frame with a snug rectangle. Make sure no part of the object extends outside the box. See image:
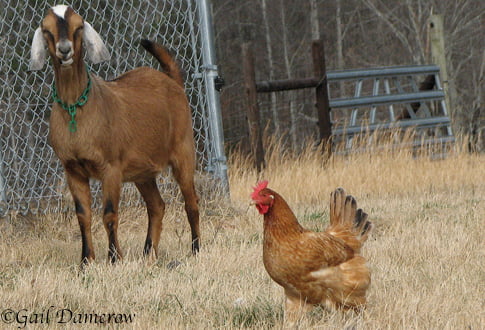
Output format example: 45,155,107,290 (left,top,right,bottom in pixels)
256,77,318,93
254,65,442,93
327,65,441,81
